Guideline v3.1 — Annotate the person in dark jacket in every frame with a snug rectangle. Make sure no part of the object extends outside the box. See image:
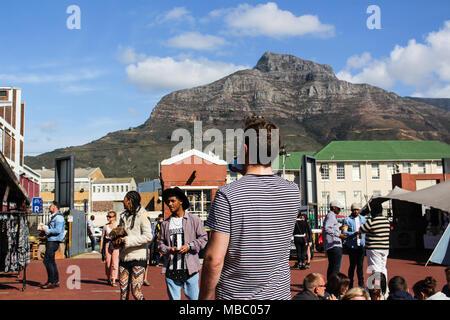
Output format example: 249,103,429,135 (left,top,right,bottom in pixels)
387,276,415,300
292,273,328,300
293,212,312,269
